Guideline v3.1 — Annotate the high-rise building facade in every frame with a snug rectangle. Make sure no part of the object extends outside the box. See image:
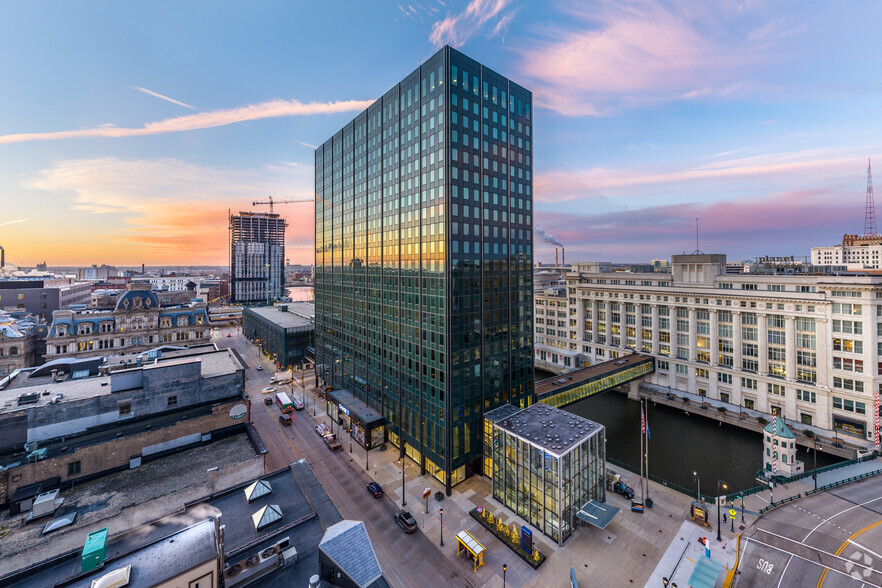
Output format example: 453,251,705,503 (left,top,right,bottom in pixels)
315,46,534,490
535,254,882,447
230,212,286,305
